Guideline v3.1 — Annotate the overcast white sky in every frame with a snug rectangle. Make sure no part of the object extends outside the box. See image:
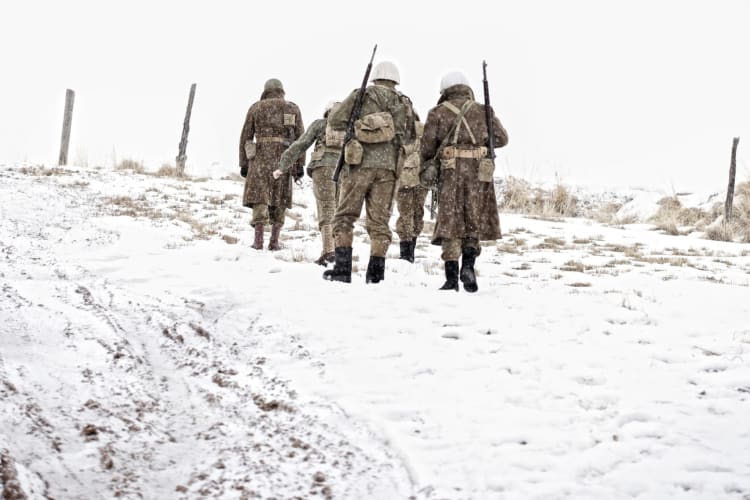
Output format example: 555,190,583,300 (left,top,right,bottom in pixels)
2,0,749,191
